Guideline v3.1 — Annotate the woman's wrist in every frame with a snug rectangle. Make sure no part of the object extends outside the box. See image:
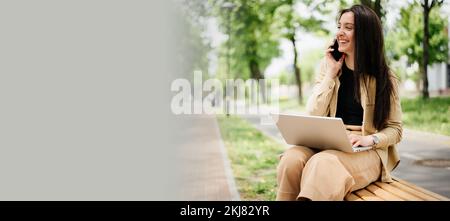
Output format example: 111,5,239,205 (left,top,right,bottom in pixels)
371,135,379,146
